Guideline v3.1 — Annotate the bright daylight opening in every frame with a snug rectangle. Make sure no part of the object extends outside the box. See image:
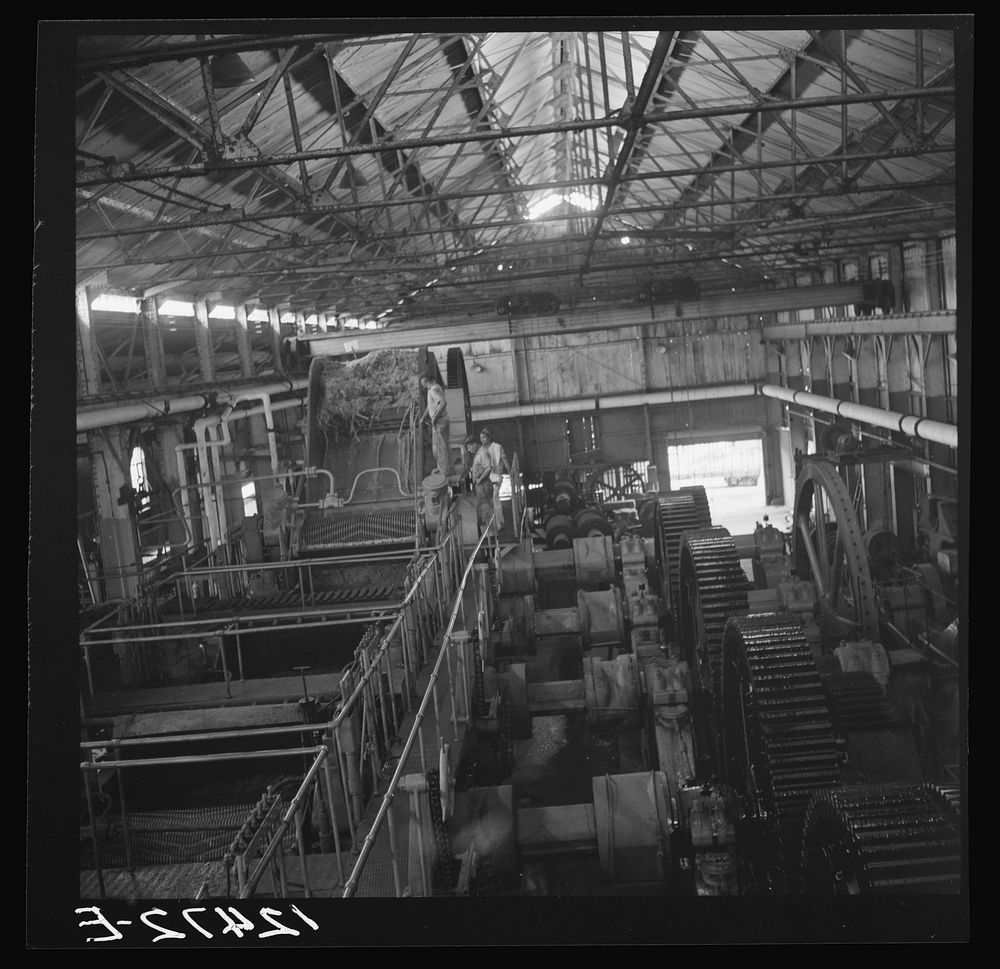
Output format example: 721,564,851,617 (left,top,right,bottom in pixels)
241,481,259,518
667,439,778,539
527,191,600,221
128,445,152,511
158,299,195,317
90,293,141,313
